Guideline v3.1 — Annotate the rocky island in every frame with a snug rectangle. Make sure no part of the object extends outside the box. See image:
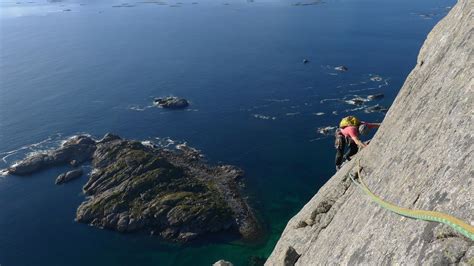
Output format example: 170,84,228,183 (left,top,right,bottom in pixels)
7,134,261,243
153,96,189,109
